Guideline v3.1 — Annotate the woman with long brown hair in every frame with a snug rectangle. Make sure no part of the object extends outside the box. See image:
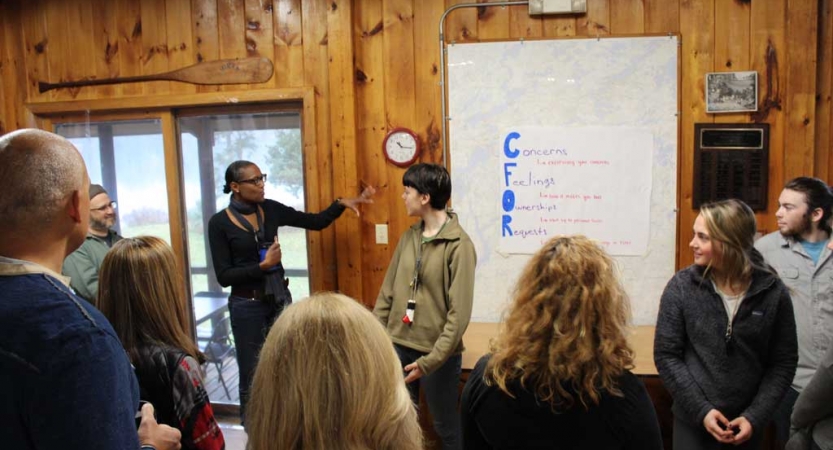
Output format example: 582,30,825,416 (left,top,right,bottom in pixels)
654,199,797,449
98,236,224,450
461,235,662,449
246,292,422,450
